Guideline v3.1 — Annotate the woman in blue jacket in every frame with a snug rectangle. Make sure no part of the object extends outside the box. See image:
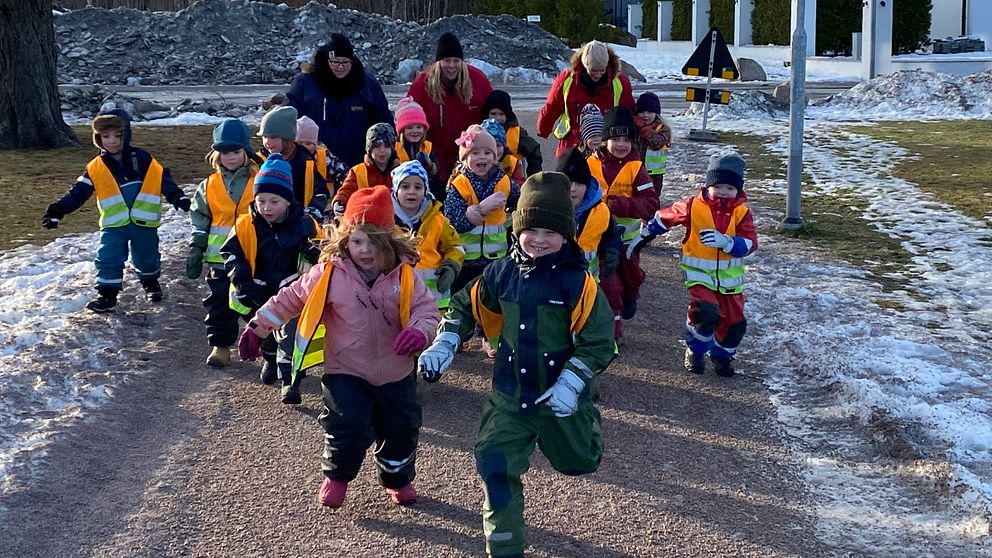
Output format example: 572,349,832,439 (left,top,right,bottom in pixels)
287,33,394,168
